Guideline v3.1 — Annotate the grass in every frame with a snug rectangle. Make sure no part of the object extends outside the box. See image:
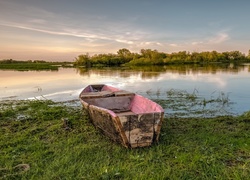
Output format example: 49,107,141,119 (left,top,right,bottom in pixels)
147,89,234,118
0,100,250,179
0,63,59,71
0,61,73,71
